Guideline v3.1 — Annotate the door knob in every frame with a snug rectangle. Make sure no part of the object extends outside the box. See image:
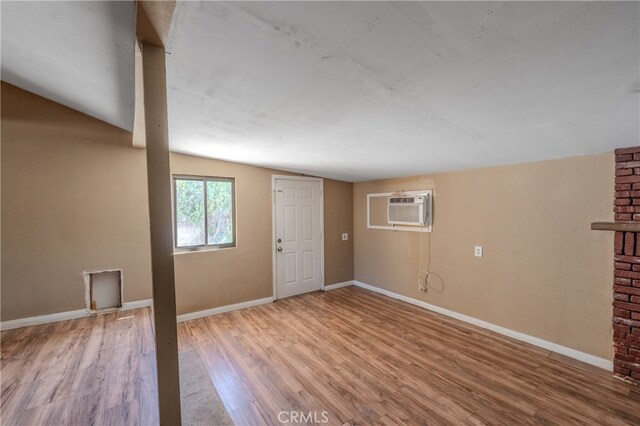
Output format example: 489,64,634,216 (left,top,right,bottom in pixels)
277,238,282,243
277,247,283,252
